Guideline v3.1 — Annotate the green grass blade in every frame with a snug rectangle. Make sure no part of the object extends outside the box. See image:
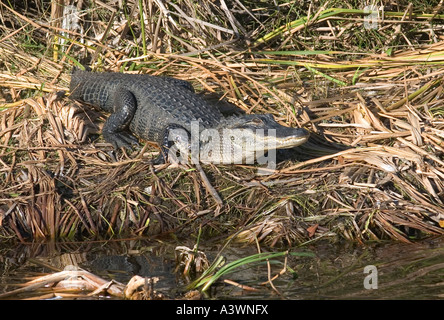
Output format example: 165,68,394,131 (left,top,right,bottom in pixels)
138,0,147,57
304,64,347,86
190,251,314,292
